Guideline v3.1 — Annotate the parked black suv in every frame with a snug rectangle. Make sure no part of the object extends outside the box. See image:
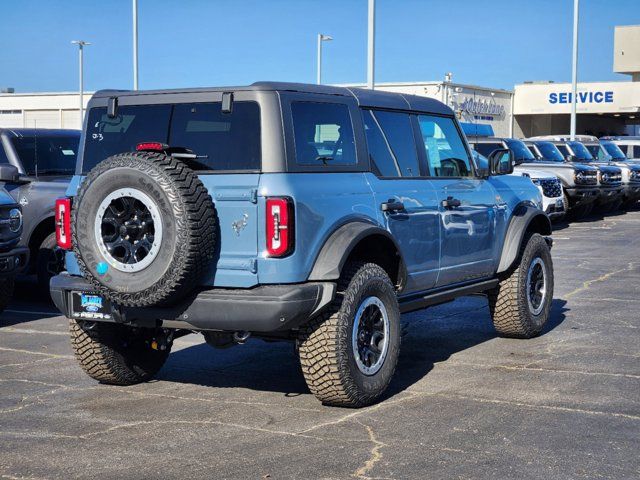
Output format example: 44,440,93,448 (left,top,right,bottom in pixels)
0,165,28,313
